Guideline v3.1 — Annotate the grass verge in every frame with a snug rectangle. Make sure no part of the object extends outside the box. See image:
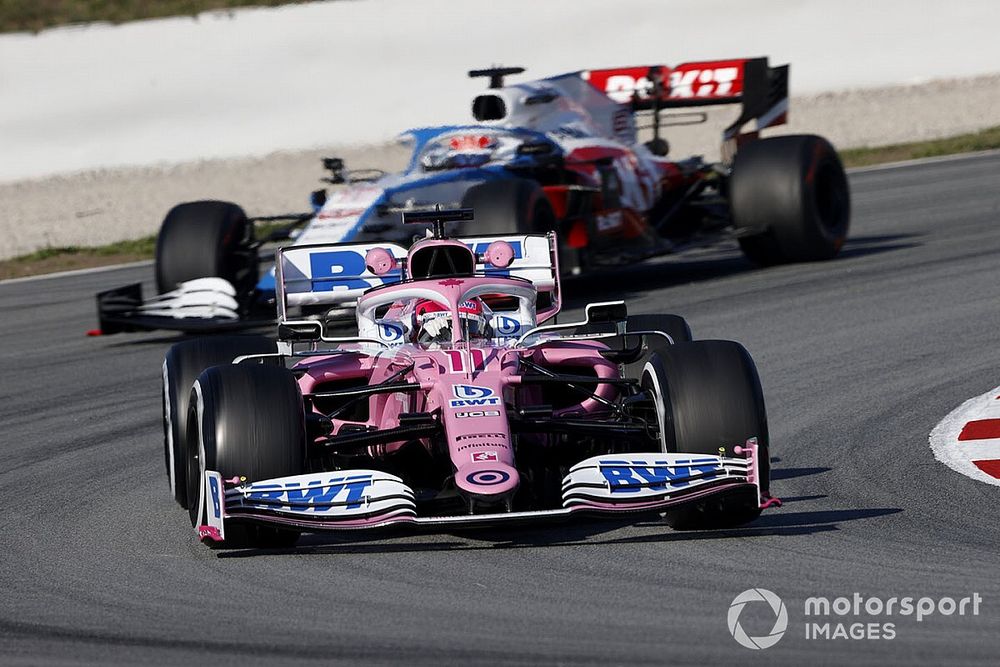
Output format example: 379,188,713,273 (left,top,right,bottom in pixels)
0,236,155,280
2,125,999,281
839,125,1000,168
